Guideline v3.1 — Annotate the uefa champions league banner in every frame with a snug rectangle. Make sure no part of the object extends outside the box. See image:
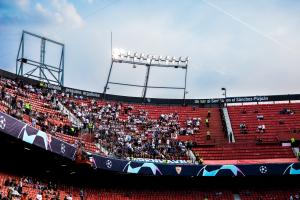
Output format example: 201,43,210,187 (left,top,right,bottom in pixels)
1,110,300,177
0,112,76,160
92,154,300,177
